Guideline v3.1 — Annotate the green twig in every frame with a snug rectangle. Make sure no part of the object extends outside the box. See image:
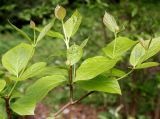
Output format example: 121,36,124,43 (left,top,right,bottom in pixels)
33,28,36,45
8,81,18,97
113,32,117,58
117,69,134,80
